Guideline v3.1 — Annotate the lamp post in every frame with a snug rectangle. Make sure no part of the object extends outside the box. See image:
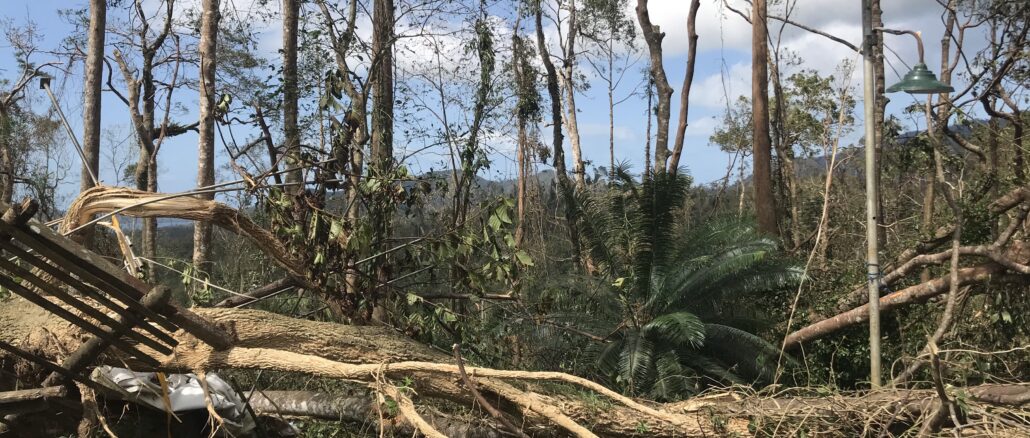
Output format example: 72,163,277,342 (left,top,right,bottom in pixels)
862,0,952,388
